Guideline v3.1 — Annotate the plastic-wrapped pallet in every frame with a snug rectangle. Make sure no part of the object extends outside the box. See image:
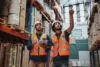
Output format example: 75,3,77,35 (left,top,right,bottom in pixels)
96,3,100,41
16,44,23,67
90,22,95,46
93,13,98,44
4,43,10,67
9,45,17,67
19,0,27,31
9,45,13,67
88,35,92,50
22,46,29,67
98,3,100,26
0,43,27,67
8,0,21,25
